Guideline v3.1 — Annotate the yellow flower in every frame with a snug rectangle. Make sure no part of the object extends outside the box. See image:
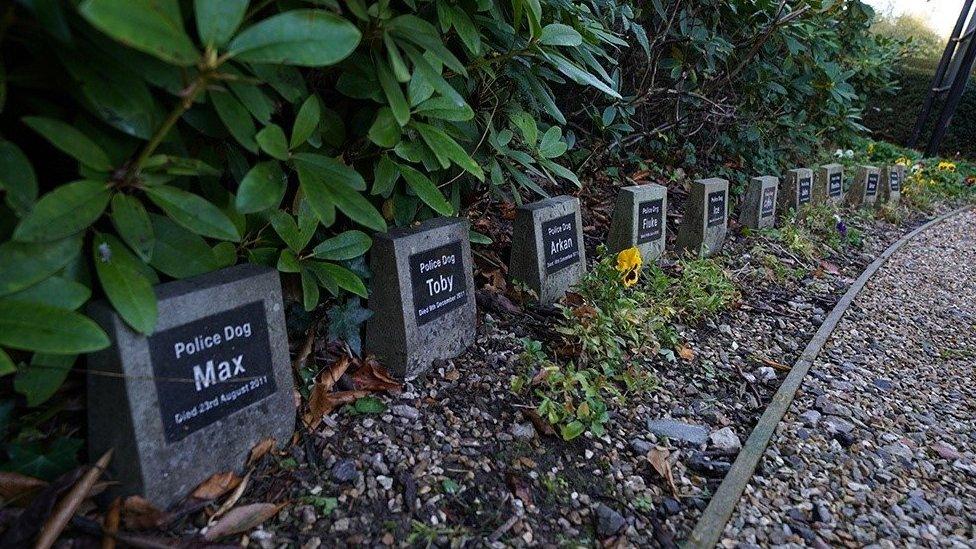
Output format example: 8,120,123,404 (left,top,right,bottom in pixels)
938,161,957,172
895,156,911,166
616,246,642,287
867,143,875,155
